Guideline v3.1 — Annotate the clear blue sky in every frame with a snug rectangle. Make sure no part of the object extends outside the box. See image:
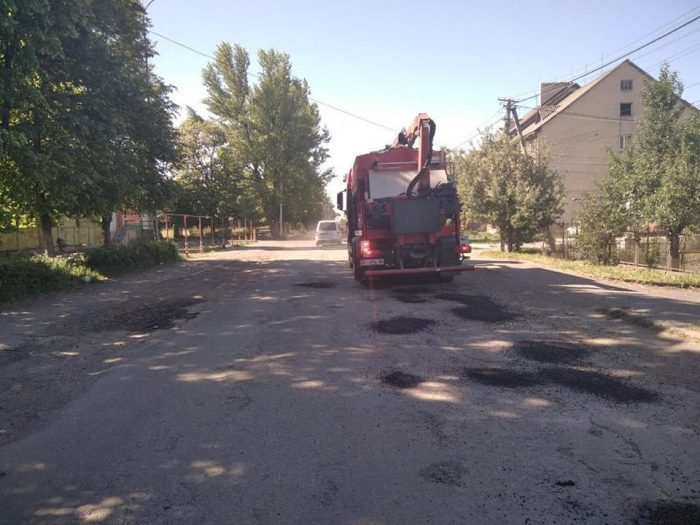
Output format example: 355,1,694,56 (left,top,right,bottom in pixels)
146,0,700,199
